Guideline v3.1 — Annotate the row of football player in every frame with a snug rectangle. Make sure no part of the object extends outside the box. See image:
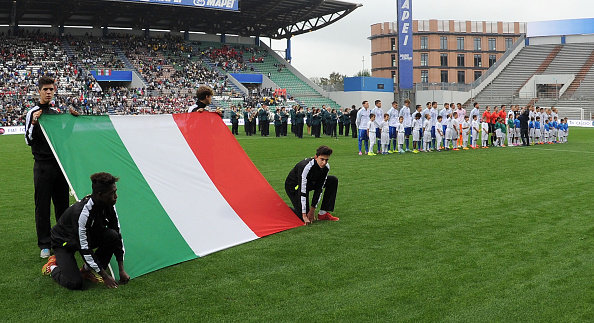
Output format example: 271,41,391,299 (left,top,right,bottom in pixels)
357,112,569,155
